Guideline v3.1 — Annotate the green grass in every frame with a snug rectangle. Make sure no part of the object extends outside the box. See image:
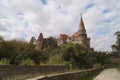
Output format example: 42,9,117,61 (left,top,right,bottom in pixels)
79,71,101,80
